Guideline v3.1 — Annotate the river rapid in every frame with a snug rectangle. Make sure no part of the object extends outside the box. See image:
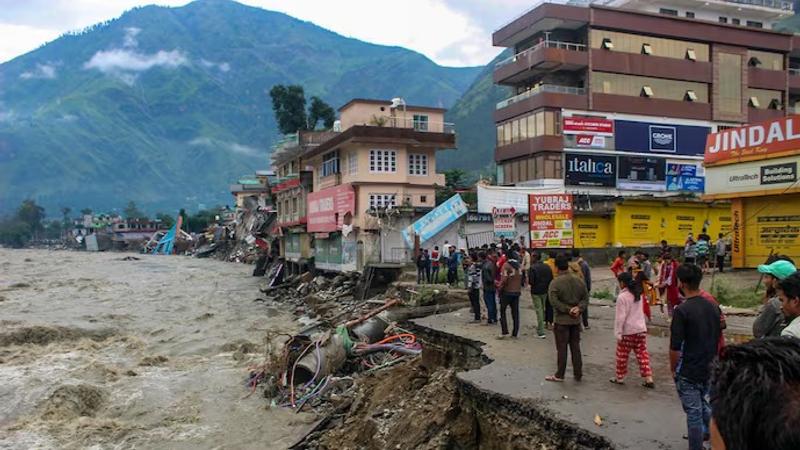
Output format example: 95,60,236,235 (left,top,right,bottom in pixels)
0,249,313,449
